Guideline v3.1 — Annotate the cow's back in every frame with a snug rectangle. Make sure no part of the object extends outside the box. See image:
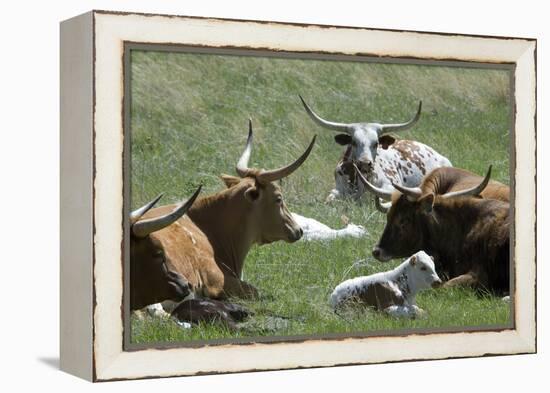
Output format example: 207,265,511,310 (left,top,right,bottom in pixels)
374,139,452,190
422,167,510,202
143,206,220,296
